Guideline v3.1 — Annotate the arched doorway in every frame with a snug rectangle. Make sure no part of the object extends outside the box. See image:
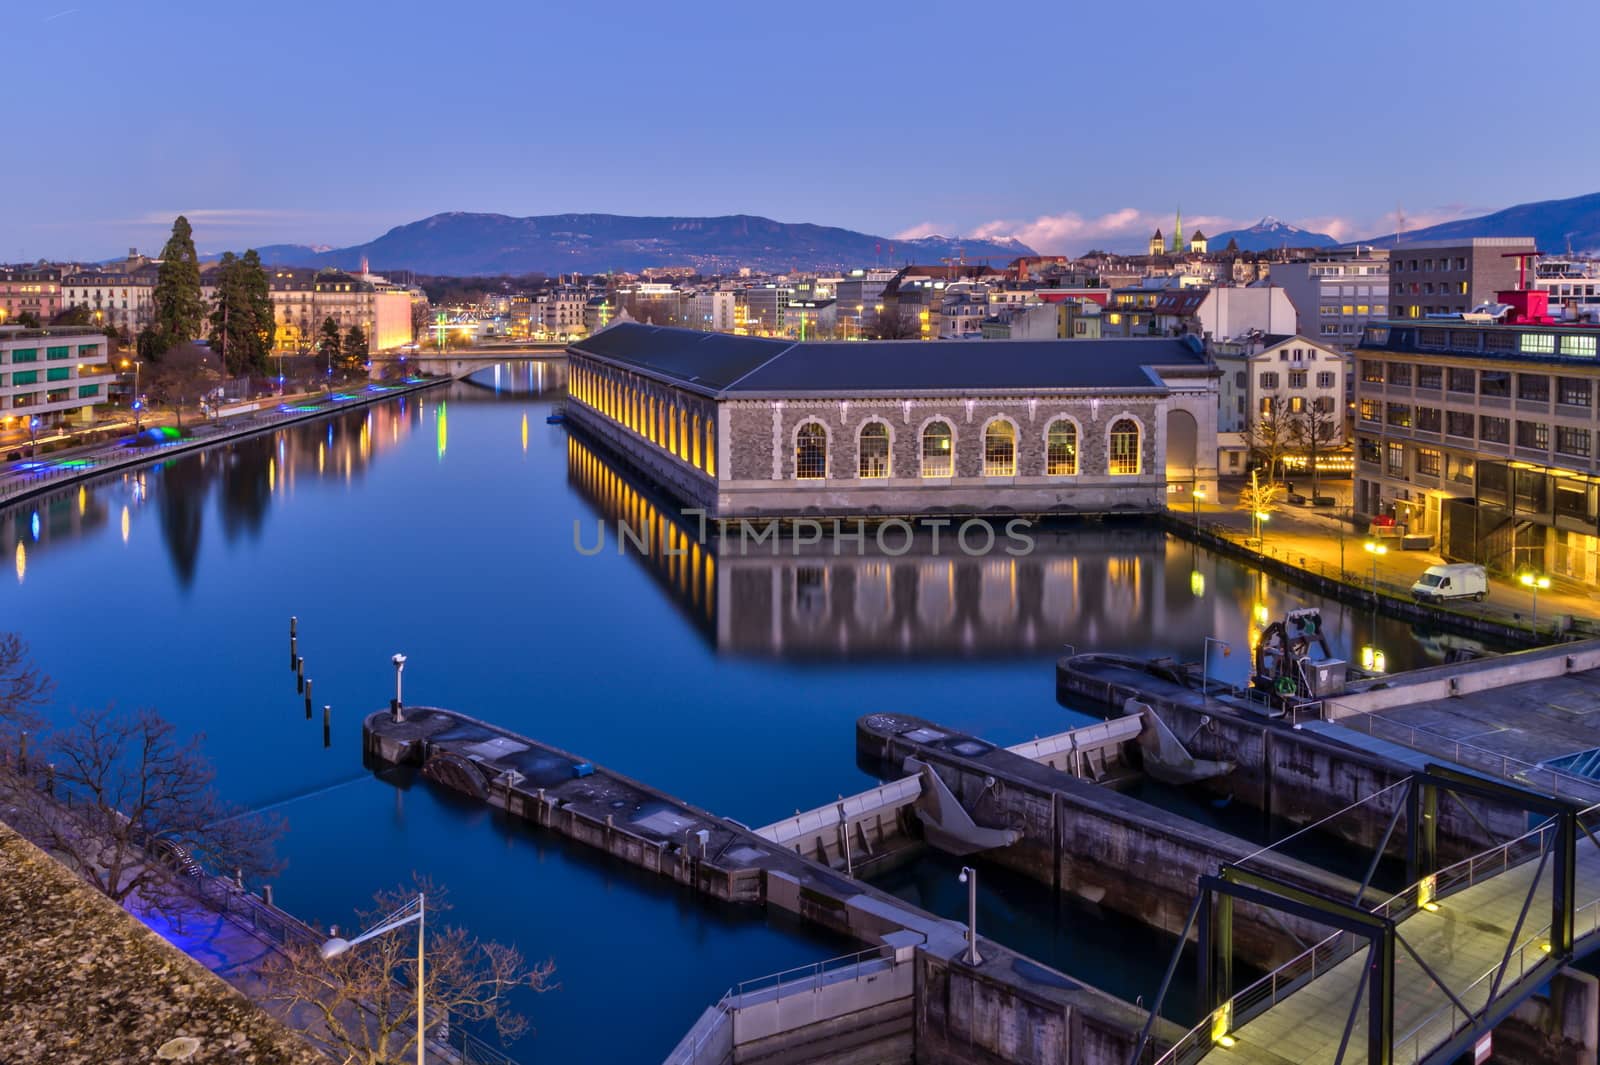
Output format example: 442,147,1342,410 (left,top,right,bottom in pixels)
1166,408,1198,484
